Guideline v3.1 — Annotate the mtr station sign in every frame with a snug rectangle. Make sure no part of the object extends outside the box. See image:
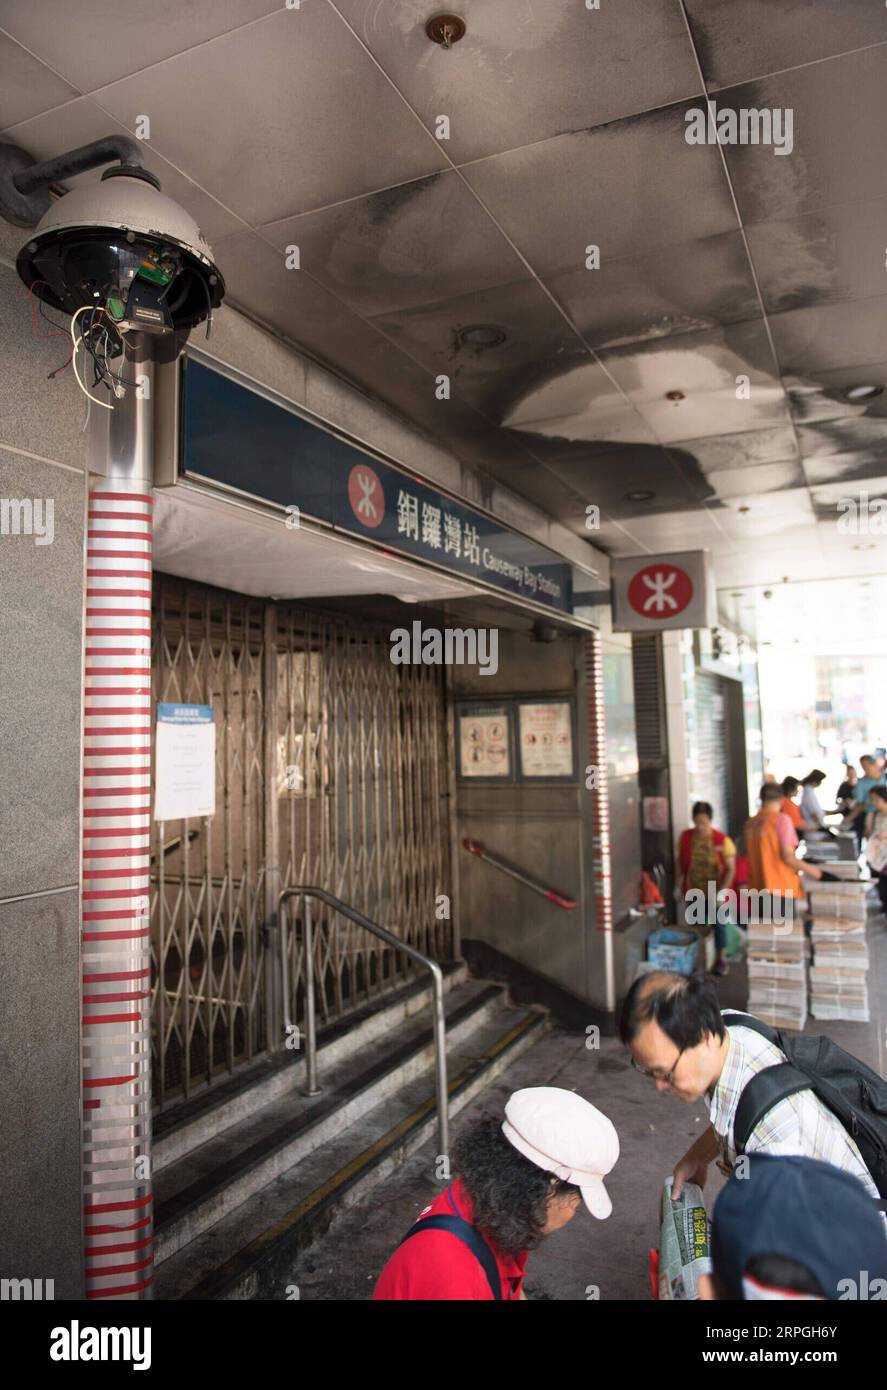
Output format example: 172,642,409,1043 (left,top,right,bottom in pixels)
611,551,716,633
